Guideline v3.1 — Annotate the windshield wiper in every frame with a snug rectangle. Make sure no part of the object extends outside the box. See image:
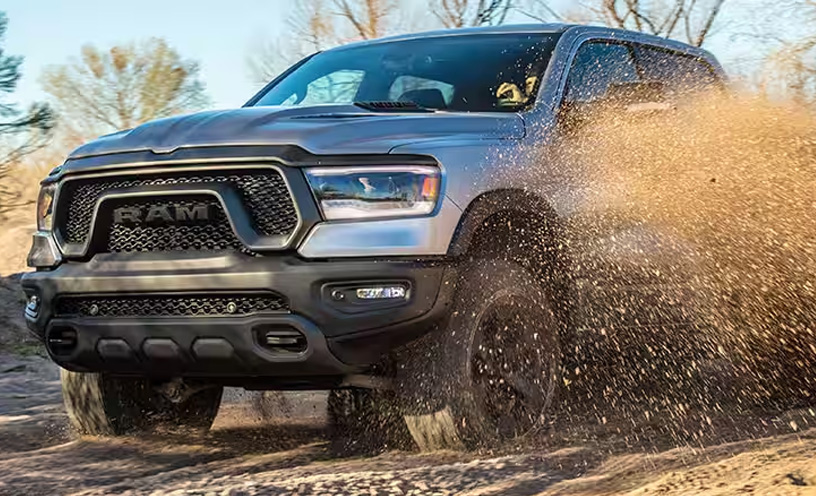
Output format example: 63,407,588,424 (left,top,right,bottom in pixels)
354,101,435,113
